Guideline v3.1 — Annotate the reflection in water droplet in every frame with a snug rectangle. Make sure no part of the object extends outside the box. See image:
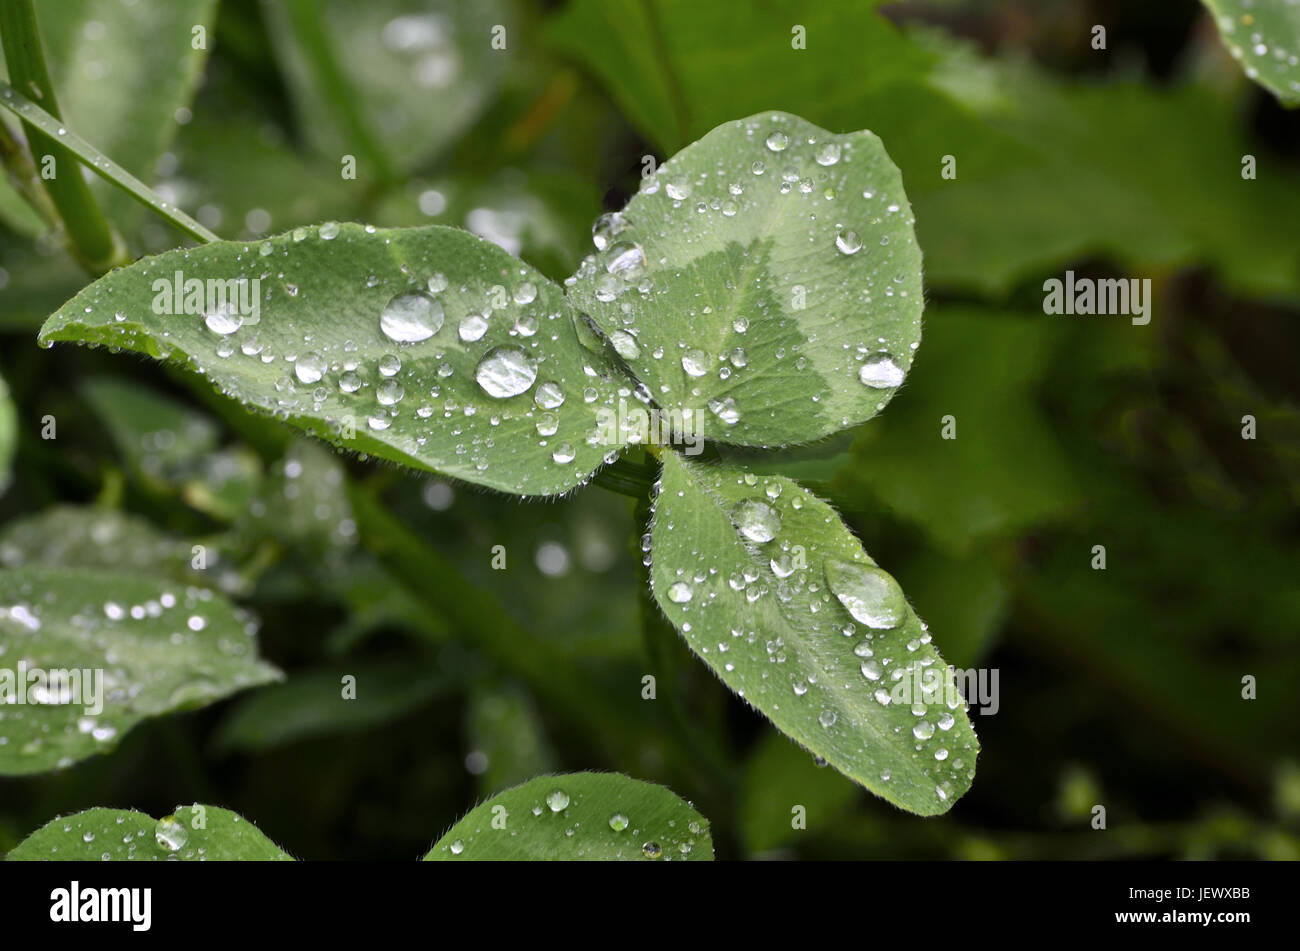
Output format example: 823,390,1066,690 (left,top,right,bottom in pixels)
858,353,904,388
380,291,443,343
546,789,570,812
609,813,629,832
534,381,565,409
825,559,907,629
732,499,782,543
475,347,537,398
154,816,188,852
295,352,326,384
835,230,862,255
